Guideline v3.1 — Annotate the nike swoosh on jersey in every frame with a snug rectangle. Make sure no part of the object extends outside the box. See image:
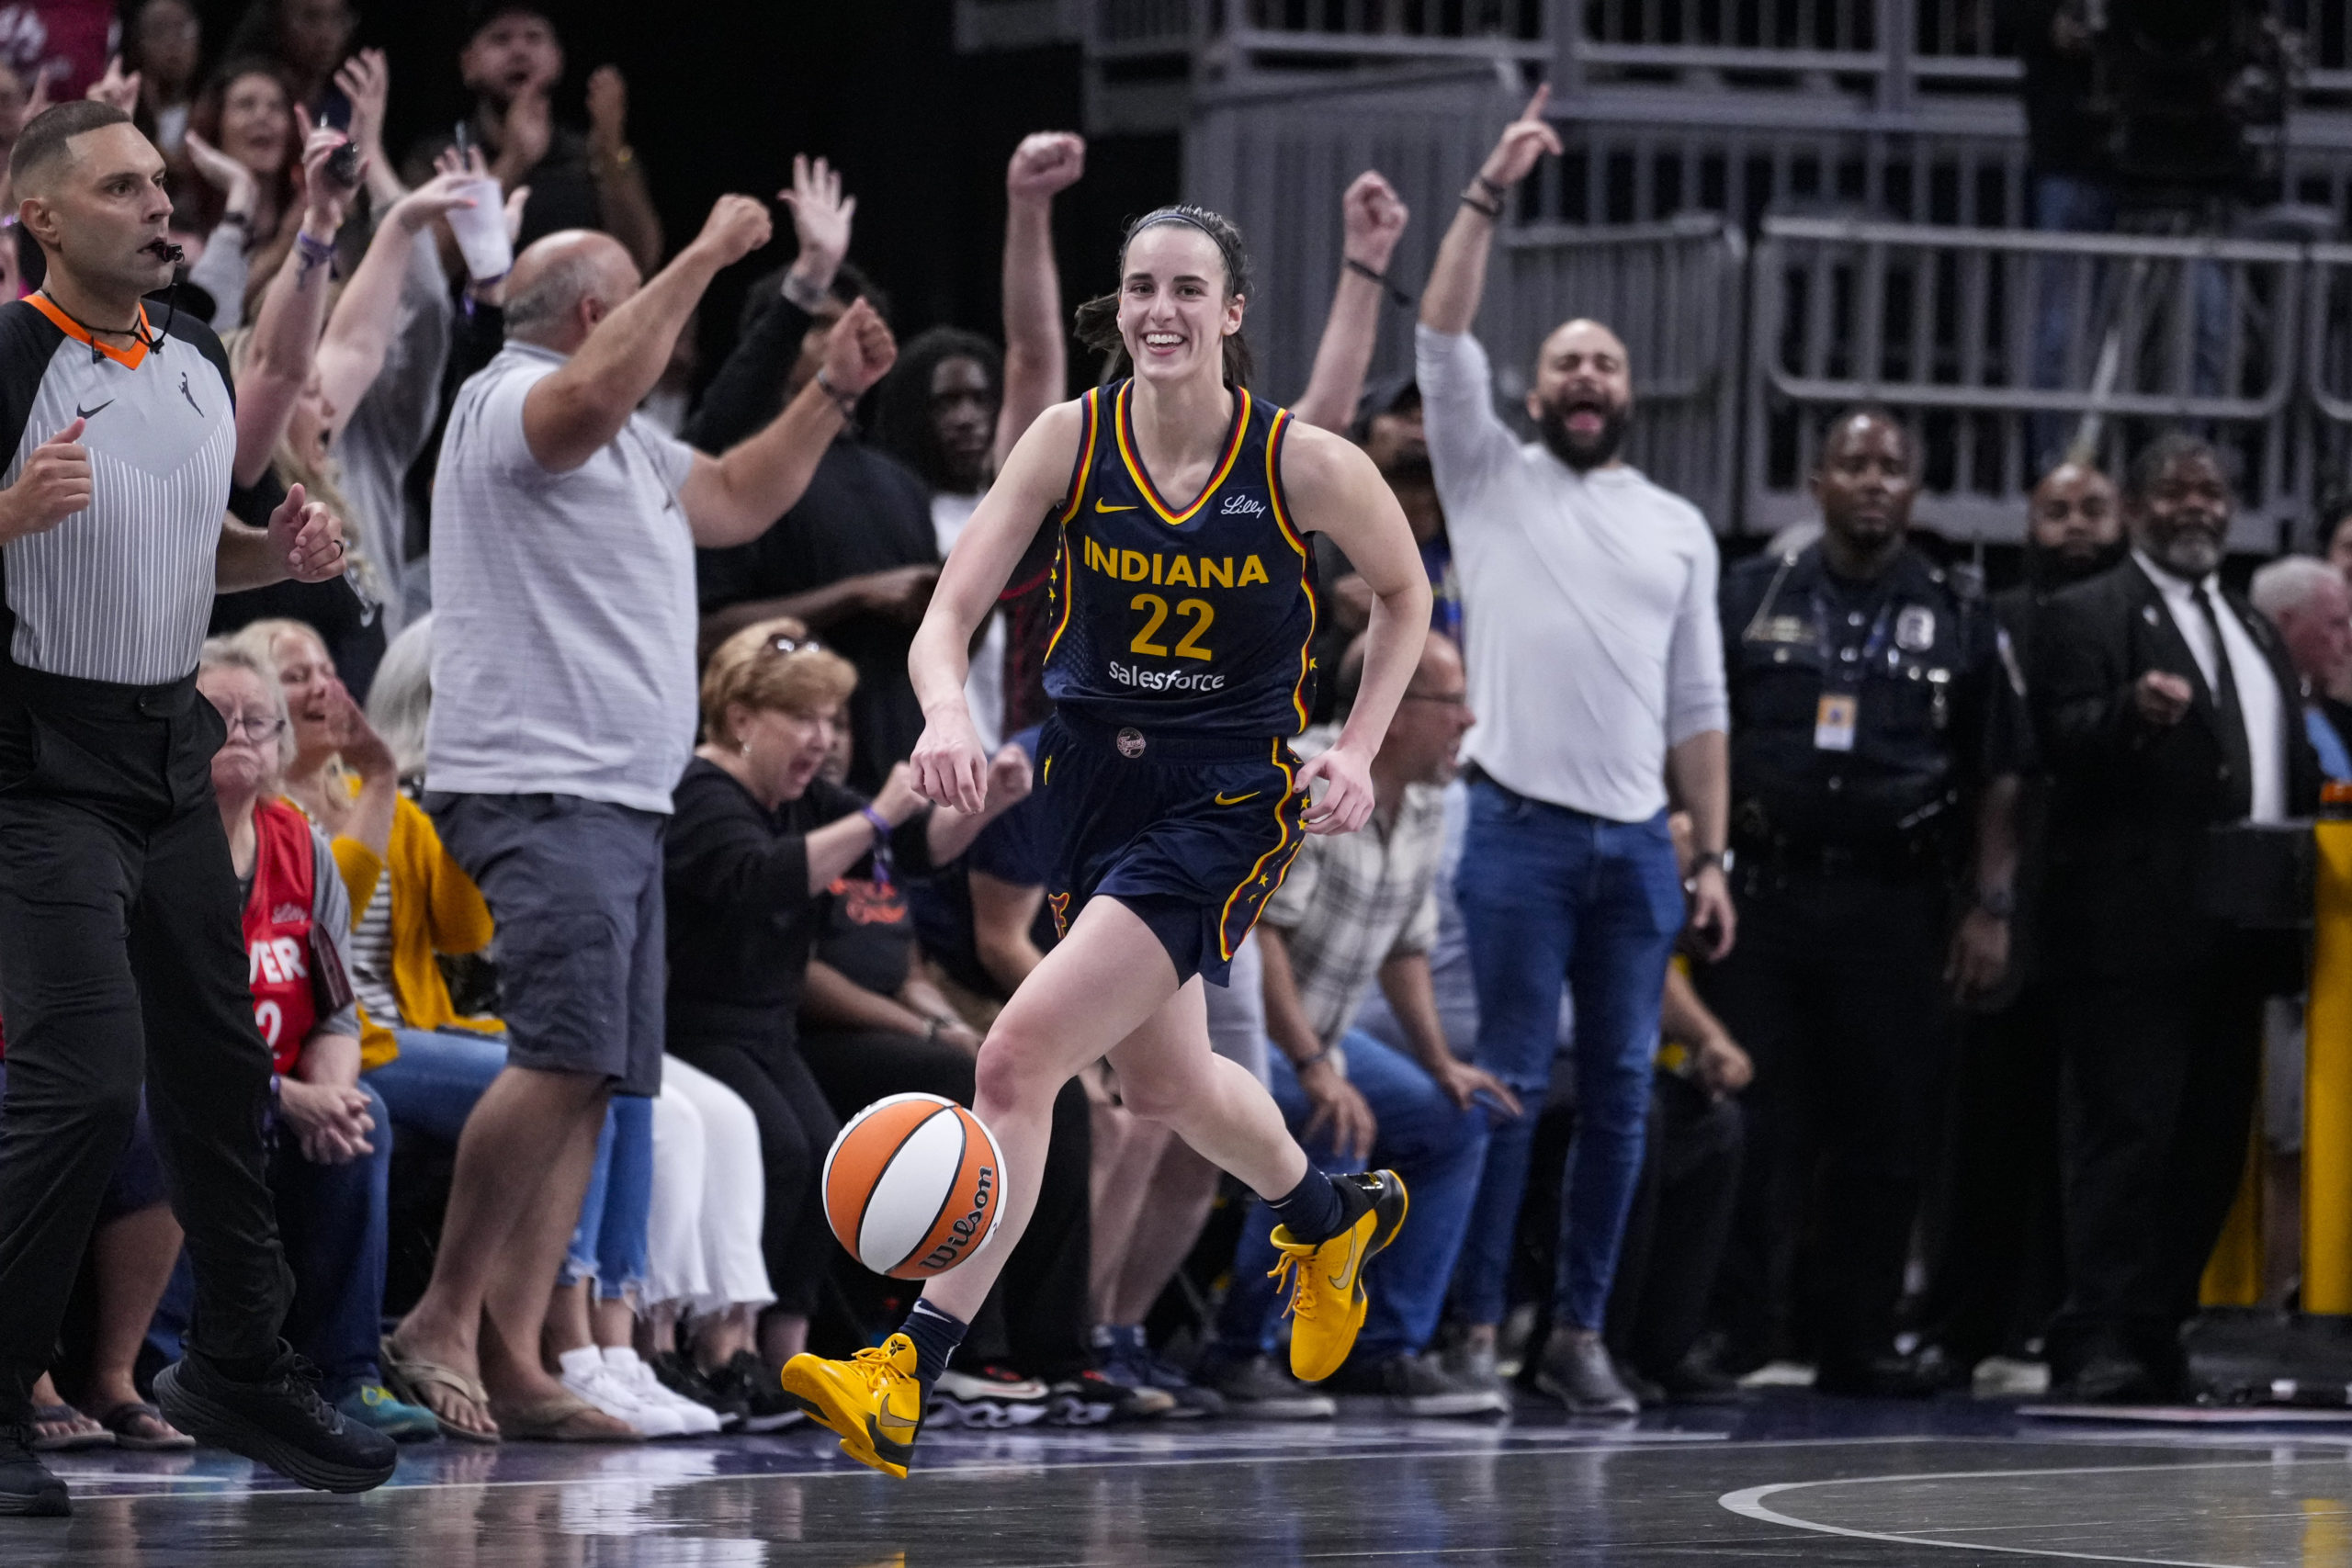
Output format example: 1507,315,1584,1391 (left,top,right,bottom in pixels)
1094,500,1138,513
1214,790,1261,806
75,400,113,420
